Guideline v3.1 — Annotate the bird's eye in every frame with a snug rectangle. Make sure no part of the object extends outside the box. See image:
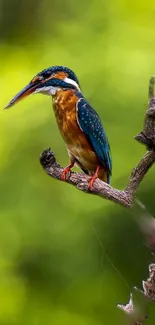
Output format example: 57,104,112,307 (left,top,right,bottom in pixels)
42,71,51,79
